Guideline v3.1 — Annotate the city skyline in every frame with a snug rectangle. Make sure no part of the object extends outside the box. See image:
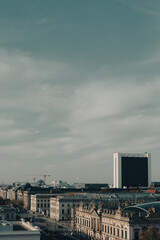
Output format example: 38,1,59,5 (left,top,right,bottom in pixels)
0,0,160,184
